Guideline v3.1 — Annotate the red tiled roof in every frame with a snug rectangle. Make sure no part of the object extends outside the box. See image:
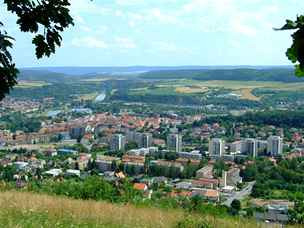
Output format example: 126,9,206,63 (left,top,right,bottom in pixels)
133,183,147,191
170,191,192,198
192,178,219,185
